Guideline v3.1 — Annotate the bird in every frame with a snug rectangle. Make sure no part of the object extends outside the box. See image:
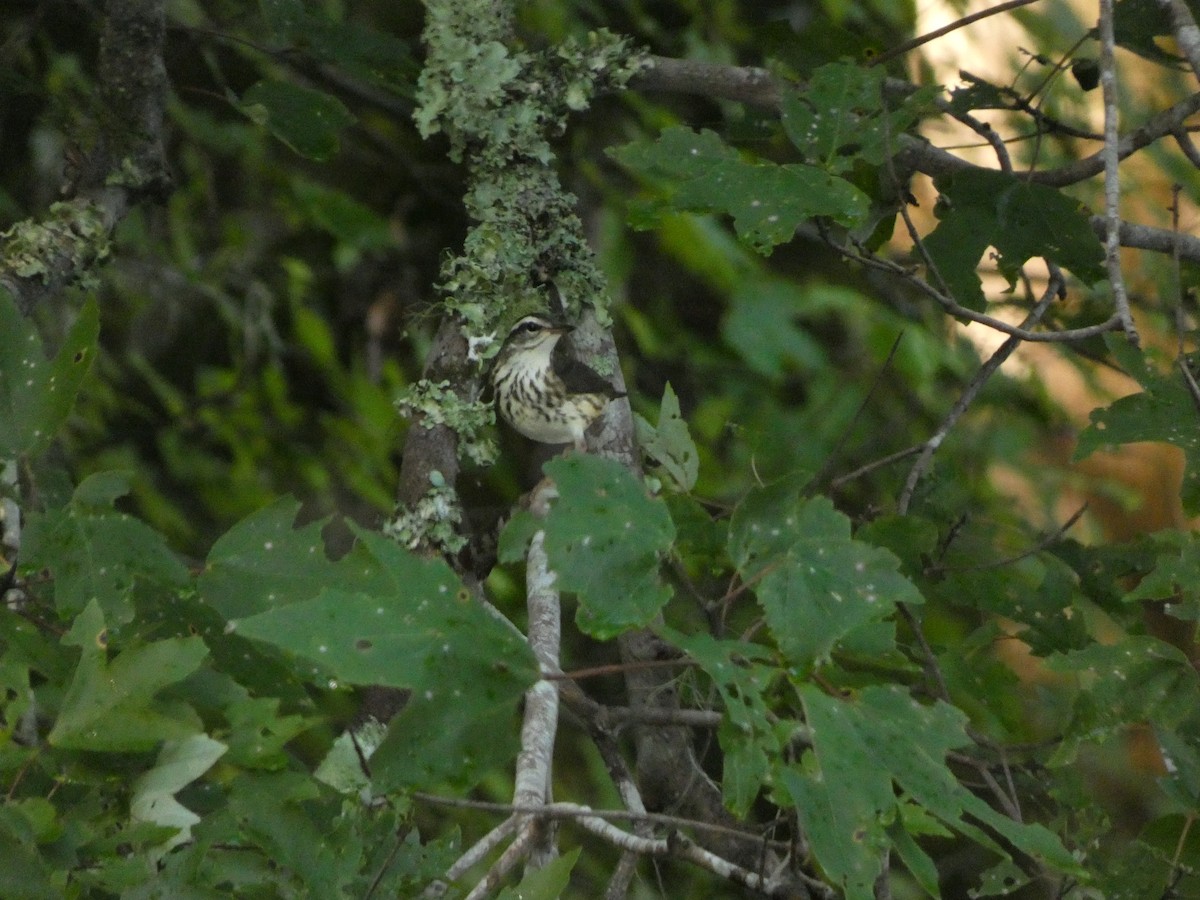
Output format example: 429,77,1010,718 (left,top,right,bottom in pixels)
491,314,626,450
